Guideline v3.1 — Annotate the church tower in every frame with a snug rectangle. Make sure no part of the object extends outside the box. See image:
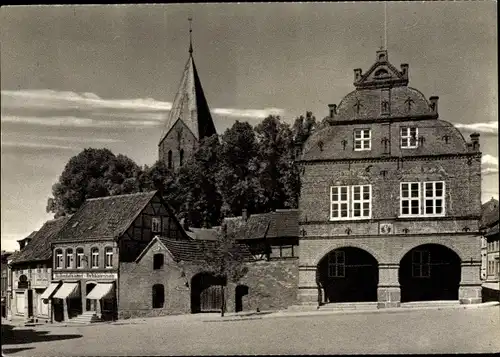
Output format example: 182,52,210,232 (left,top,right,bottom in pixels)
158,19,217,170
